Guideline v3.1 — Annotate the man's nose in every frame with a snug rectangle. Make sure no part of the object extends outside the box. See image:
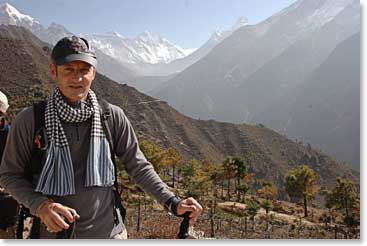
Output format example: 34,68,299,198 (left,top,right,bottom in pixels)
71,71,83,81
